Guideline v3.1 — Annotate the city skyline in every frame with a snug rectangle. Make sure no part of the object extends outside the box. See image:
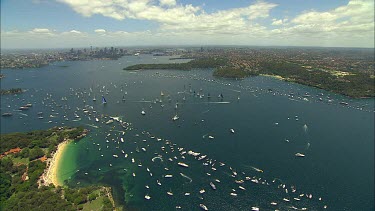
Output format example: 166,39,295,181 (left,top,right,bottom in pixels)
1,0,374,49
